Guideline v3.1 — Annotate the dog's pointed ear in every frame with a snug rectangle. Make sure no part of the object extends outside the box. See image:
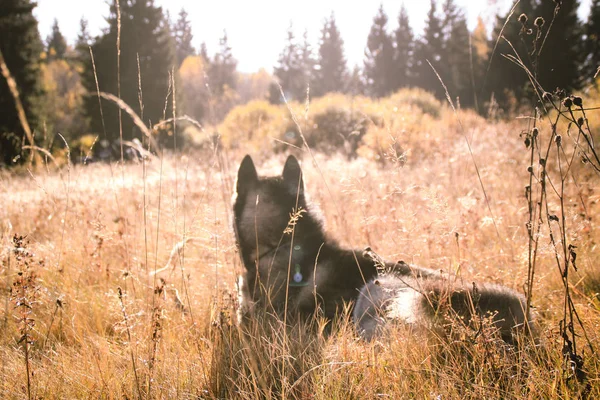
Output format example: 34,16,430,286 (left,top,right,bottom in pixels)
236,155,258,196
282,155,304,195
